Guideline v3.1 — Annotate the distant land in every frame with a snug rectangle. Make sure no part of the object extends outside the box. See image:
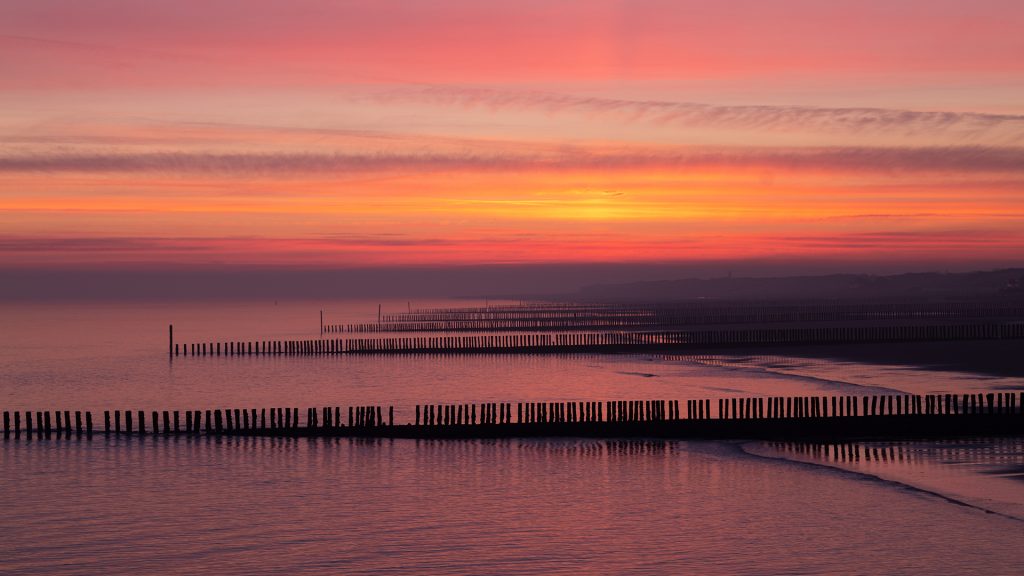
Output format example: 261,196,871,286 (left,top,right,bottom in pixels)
570,269,1024,302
